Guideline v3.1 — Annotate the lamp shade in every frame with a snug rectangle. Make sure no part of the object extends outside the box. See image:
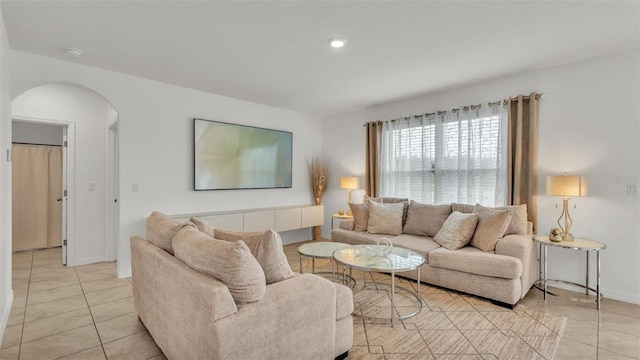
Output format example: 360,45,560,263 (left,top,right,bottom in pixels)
547,175,588,197
340,176,360,190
